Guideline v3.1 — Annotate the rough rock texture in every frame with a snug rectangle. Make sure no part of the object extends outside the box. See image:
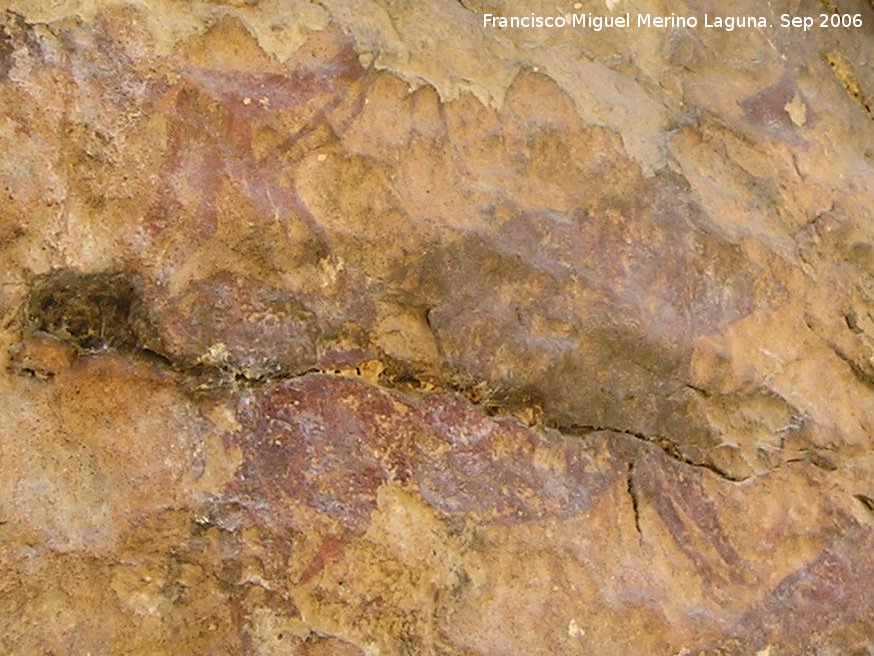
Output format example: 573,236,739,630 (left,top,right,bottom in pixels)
1,0,874,654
